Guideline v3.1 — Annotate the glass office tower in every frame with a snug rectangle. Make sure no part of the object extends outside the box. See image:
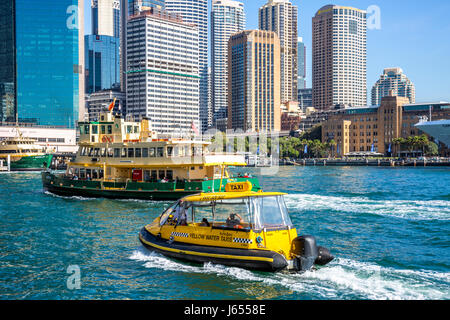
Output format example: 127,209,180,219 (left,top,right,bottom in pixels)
0,0,84,127
85,35,120,93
